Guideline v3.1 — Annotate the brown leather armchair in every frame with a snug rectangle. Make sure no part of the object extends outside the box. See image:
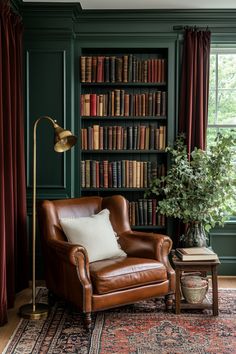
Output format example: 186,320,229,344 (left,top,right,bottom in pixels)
38,195,175,329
